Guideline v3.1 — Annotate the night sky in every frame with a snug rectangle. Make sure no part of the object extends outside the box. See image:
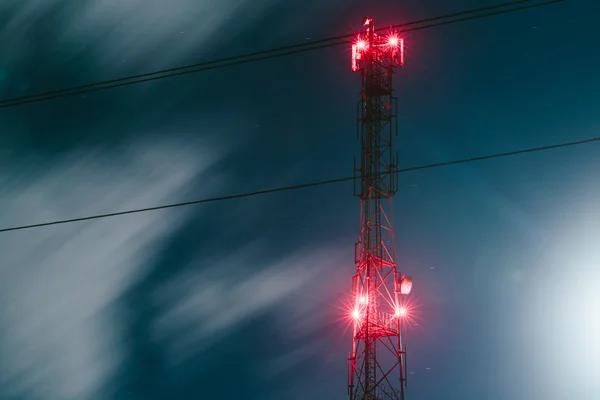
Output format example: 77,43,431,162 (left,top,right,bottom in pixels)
0,0,599,399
